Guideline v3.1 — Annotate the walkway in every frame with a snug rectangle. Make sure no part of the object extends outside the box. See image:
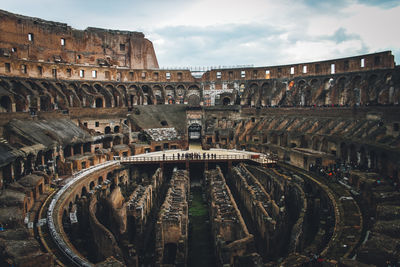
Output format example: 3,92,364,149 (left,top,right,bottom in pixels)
119,148,276,165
